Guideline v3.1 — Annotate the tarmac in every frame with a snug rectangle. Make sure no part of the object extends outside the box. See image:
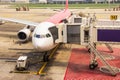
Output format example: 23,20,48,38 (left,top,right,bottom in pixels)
64,47,120,80
0,6,120,80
